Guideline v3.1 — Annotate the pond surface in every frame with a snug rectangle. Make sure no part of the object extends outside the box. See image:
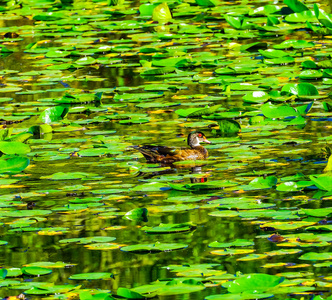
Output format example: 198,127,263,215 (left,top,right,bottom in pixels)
0,0,332,299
